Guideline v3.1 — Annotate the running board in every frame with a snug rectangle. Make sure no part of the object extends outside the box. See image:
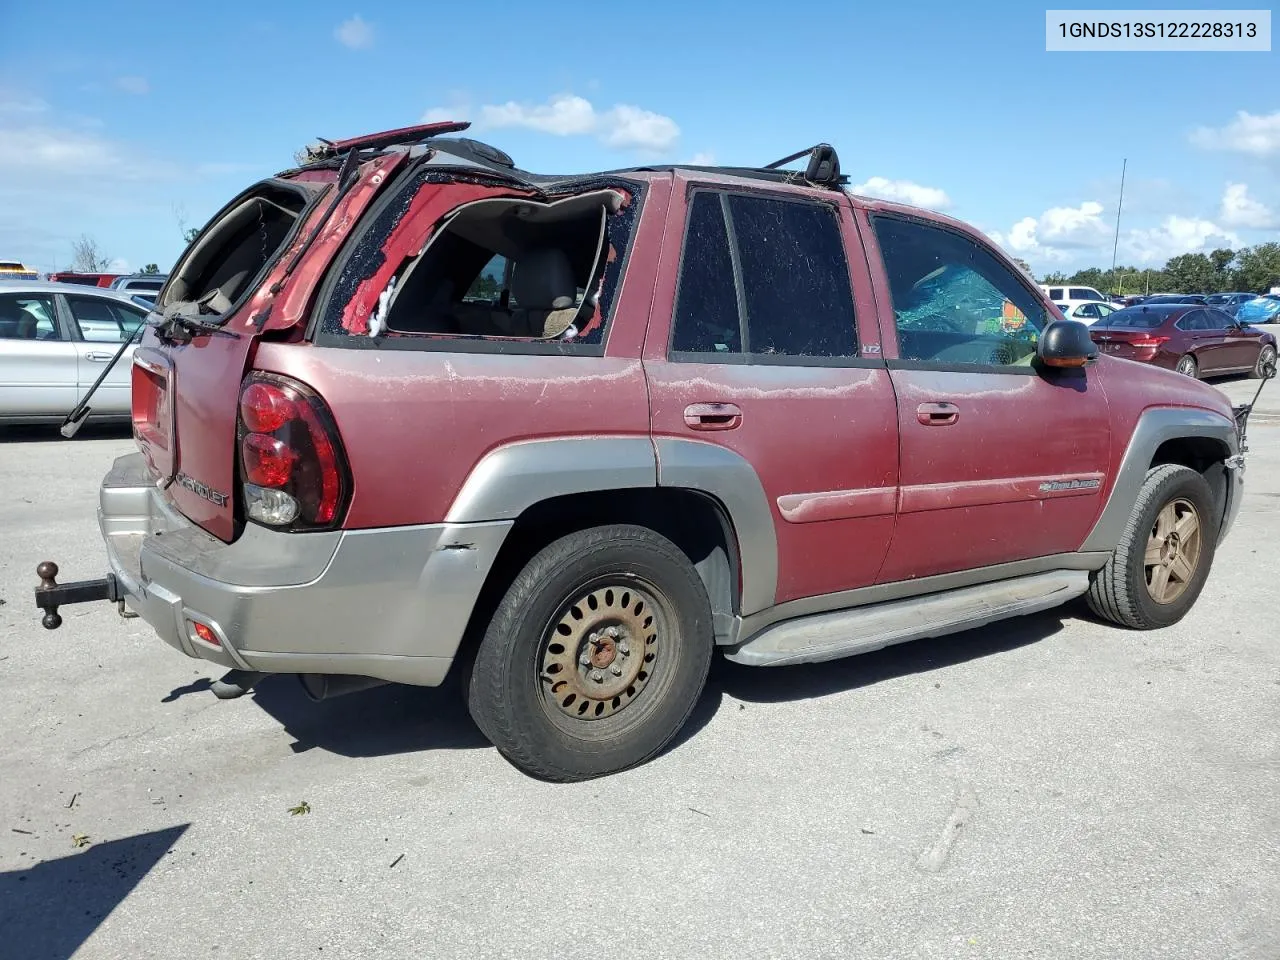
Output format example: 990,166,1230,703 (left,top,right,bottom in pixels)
725,570,1089,667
